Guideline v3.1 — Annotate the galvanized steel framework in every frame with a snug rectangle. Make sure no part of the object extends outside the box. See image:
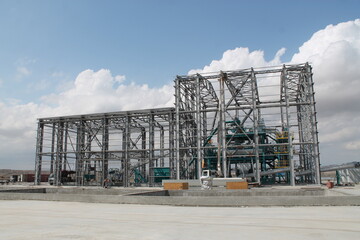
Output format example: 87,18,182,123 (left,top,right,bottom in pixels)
35,63,320,186
35,108,176,186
